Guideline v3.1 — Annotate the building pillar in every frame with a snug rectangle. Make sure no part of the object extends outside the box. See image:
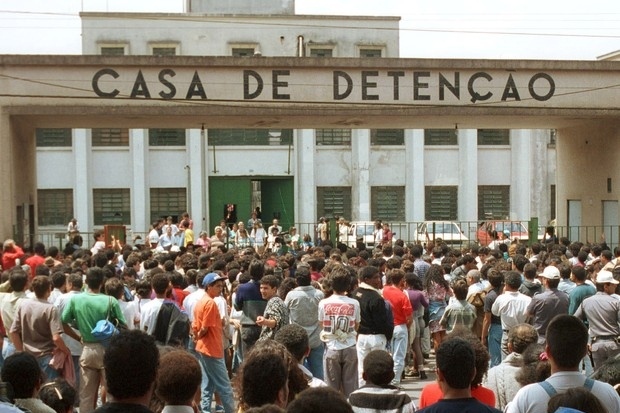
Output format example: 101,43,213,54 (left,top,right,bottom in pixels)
353,129,371,221
296,129,315,230
74,129,92,233
0,113,16,239
406,129,425,222
129,129,148,236
187,128,206,235
528,129,551,224
510,130,532,221
458,129,478,222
